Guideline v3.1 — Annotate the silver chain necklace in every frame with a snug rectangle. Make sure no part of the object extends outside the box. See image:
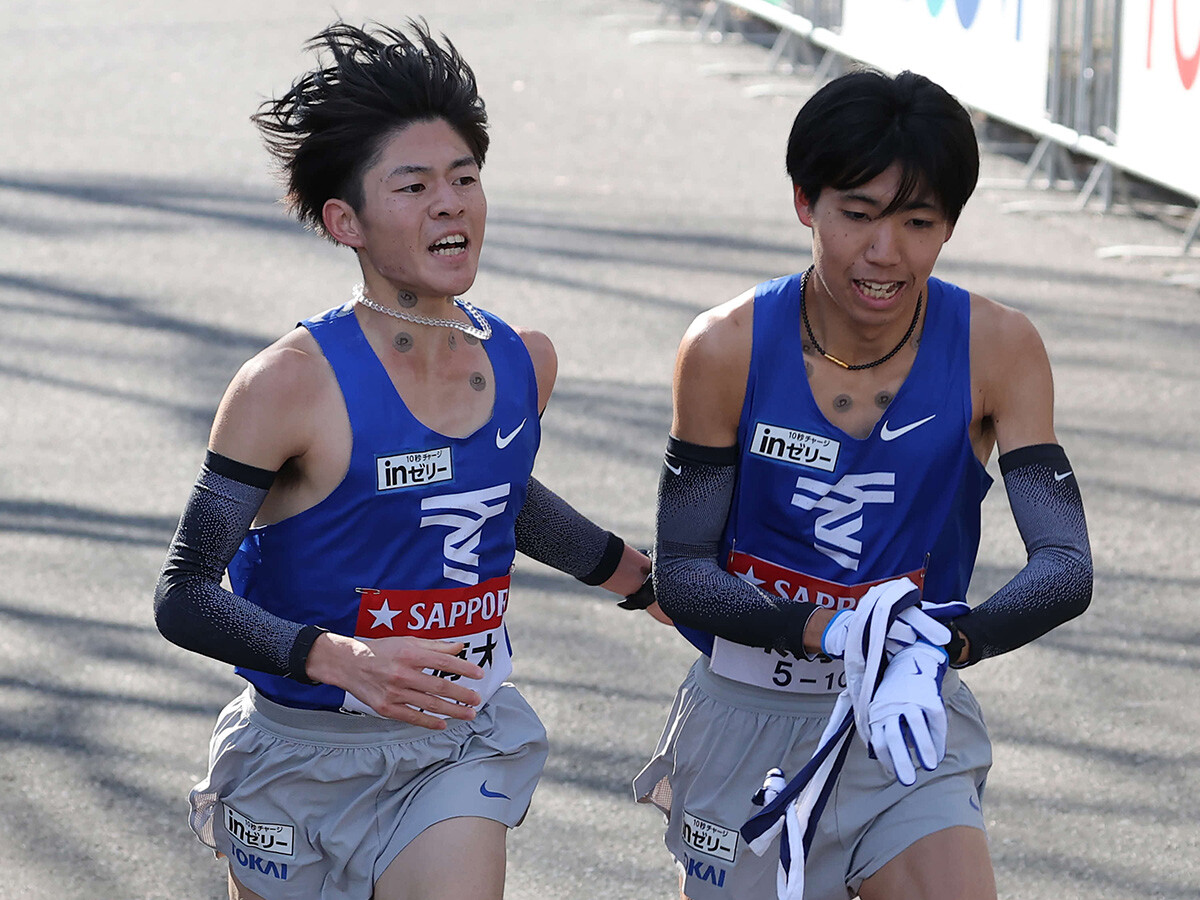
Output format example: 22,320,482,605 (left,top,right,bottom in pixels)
352,283,491,341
